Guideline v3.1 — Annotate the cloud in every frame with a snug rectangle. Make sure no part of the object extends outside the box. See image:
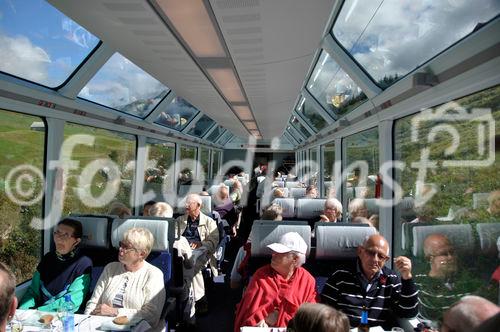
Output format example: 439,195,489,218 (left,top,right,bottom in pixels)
80,53,166,108
333,0,500,81
61,18,97,49
0,33,51,83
